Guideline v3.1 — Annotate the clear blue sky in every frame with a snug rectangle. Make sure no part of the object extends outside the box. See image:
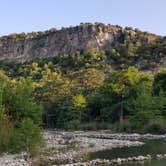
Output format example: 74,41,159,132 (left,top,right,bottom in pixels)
0,0,165,36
